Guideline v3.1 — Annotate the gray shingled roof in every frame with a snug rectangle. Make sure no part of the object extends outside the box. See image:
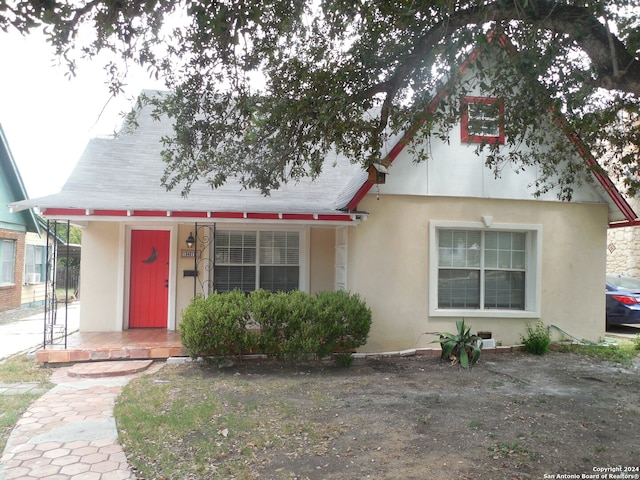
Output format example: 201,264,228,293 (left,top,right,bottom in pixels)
11,93,369,216
14,91,631,226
